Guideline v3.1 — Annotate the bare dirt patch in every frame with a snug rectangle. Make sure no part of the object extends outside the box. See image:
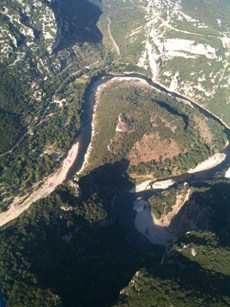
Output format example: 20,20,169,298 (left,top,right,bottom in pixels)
128,132,180,165
128,173,155,181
